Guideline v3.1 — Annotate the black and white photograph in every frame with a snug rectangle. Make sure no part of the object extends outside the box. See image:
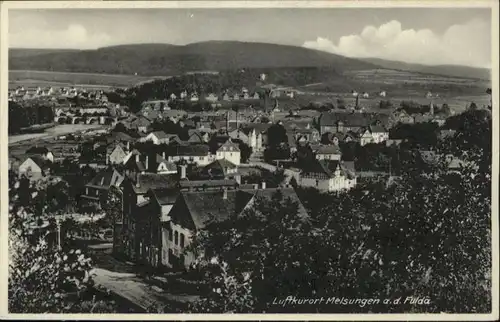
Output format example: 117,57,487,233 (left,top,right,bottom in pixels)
1,0,498,319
